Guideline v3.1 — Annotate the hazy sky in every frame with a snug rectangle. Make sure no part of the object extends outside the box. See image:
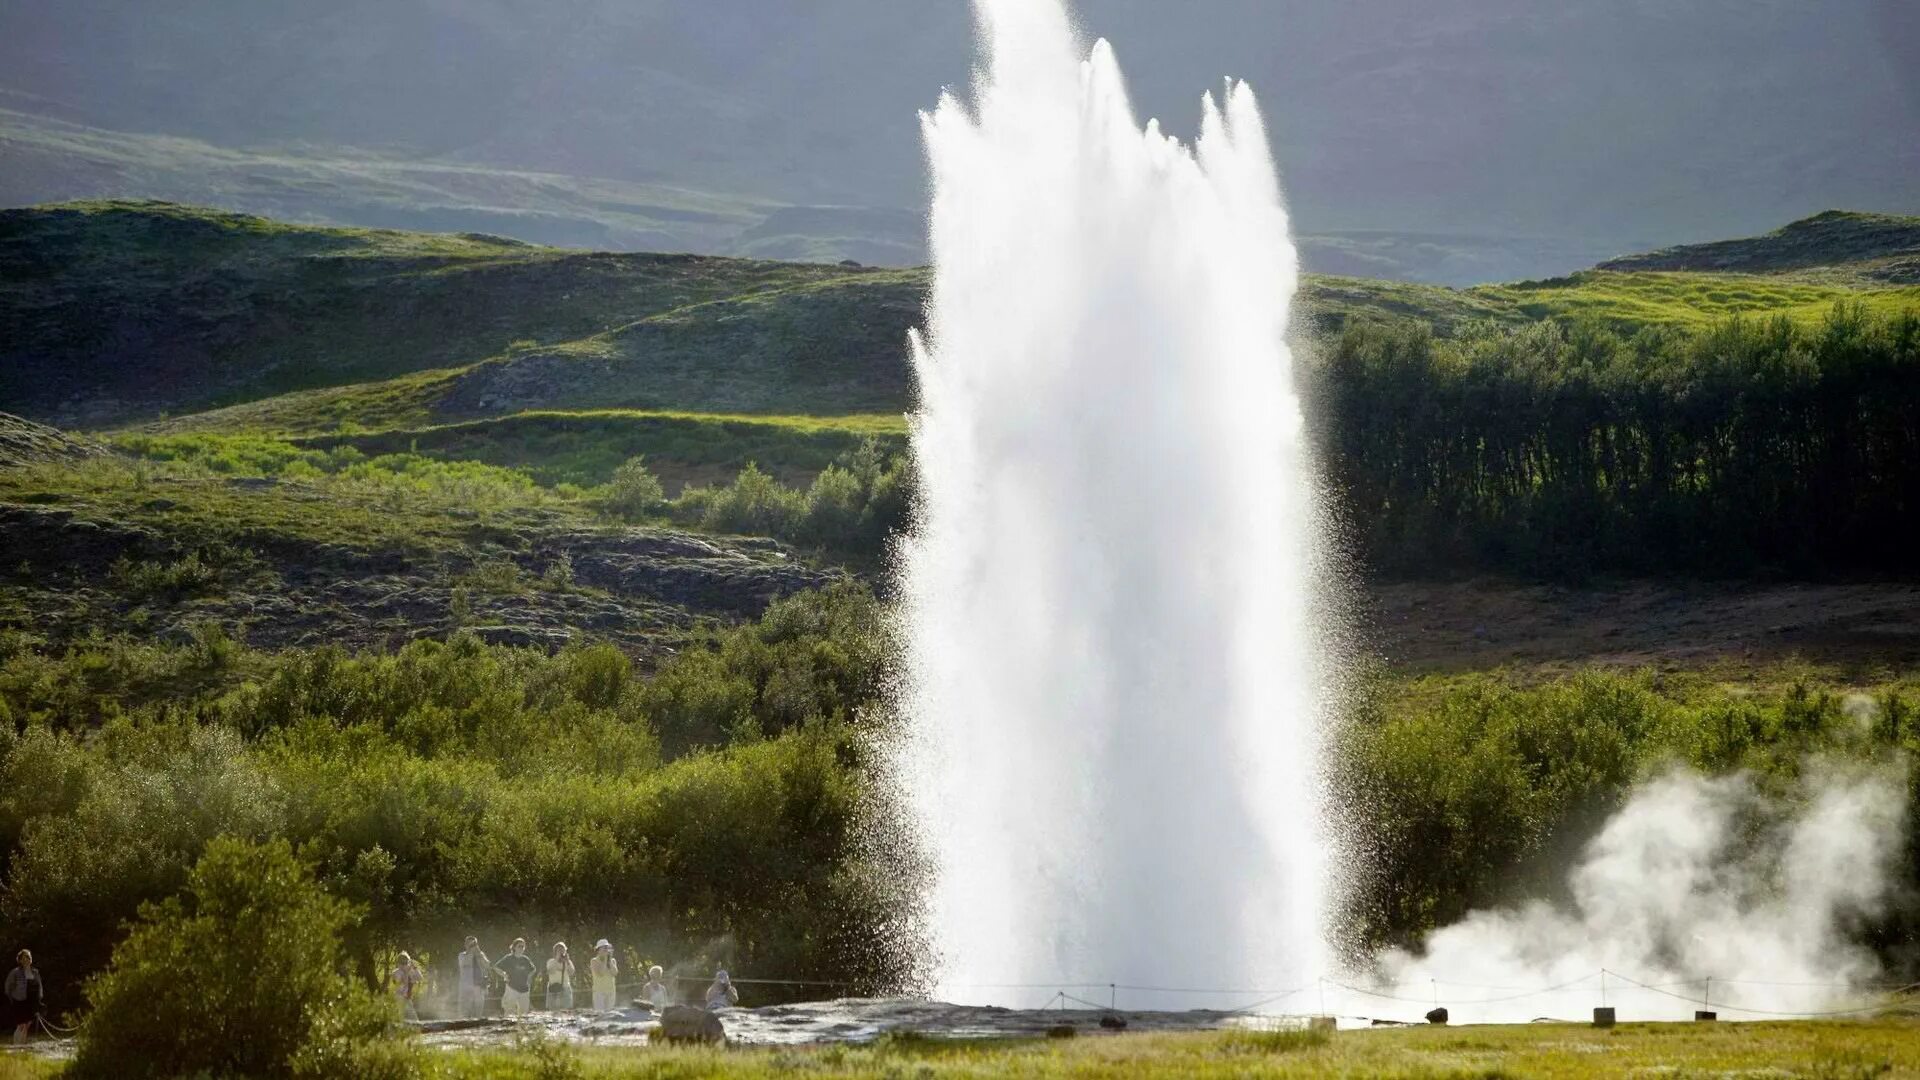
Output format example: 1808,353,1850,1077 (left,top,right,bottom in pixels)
3,1,1916,272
